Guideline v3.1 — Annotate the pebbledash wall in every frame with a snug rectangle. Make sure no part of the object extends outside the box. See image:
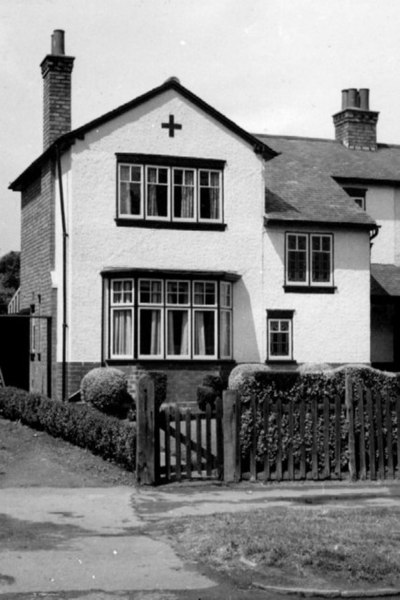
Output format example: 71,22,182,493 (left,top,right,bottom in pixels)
263,225,372,364
52,89,267,402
